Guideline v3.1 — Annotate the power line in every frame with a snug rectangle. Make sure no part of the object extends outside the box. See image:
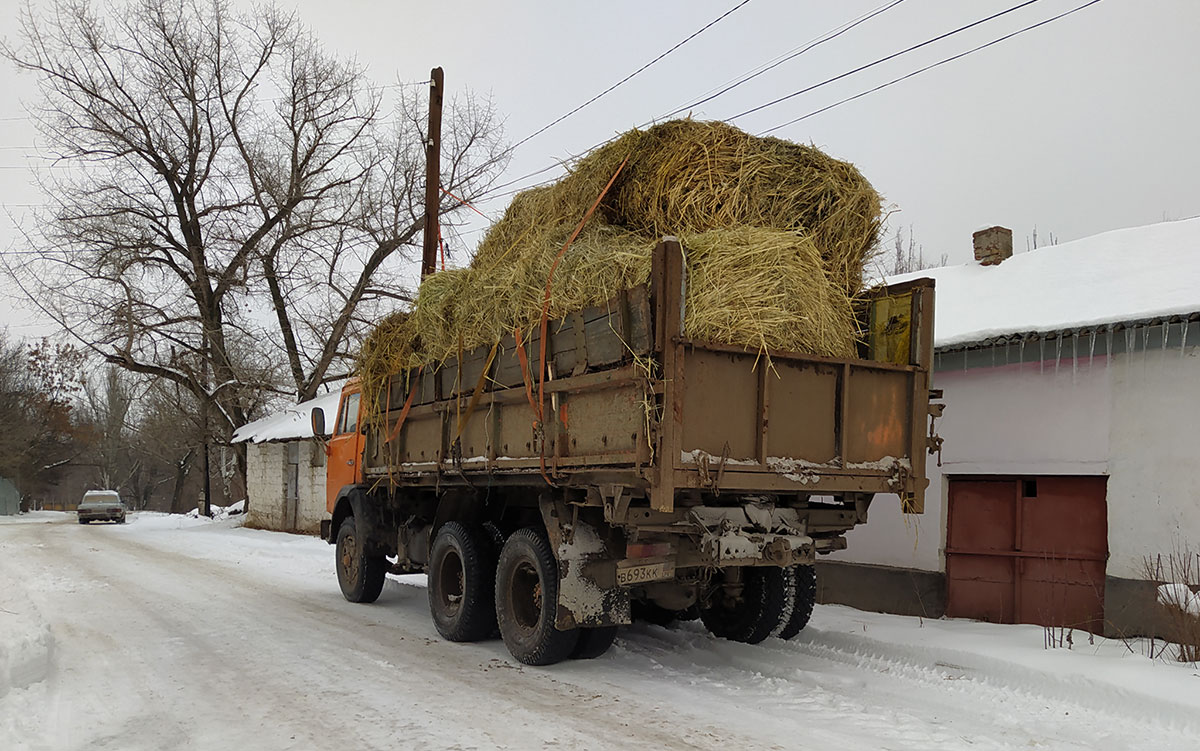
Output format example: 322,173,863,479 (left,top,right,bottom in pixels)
758,0,1103,135
478,1,915,205
656,0,909,122
506,0,755,155
727,0,1048,123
